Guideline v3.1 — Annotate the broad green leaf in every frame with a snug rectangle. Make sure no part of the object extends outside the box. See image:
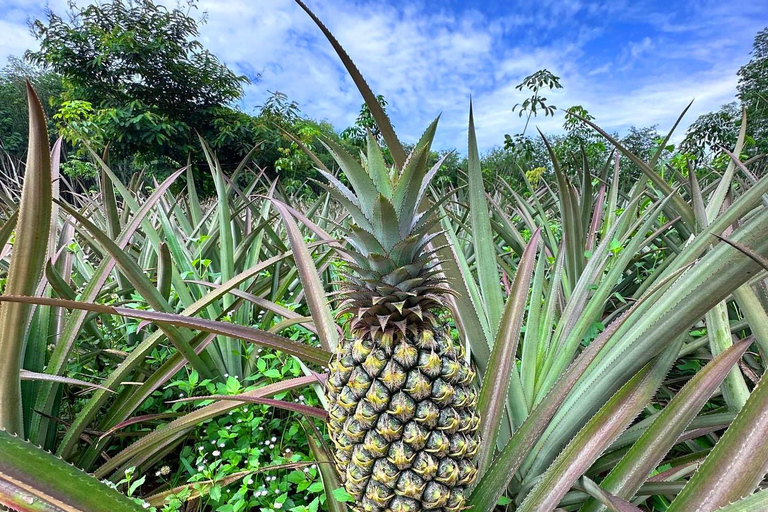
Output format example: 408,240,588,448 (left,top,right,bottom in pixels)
0,429,143,511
